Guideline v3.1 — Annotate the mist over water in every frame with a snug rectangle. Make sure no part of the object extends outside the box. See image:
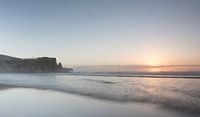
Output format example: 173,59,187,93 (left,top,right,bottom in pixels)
74,65,200,73
0,73,199,115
